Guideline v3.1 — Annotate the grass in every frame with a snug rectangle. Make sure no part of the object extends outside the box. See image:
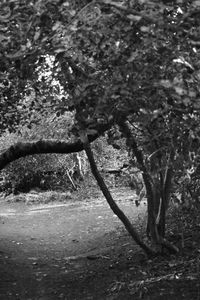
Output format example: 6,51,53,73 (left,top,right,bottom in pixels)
5,190,73,205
